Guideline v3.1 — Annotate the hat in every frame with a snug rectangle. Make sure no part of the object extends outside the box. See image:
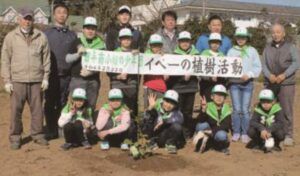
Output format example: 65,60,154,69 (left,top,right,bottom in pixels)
119,28,133,38
149,34,163,45
118,5,131,14
209,33,222,41
211,84,227,95
178,31,192,40
234,27,250,37
83,16,97,27
164,90,179,103
19,8,34,18
259,89,275,101
72,88,87,100
108,88,123,100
